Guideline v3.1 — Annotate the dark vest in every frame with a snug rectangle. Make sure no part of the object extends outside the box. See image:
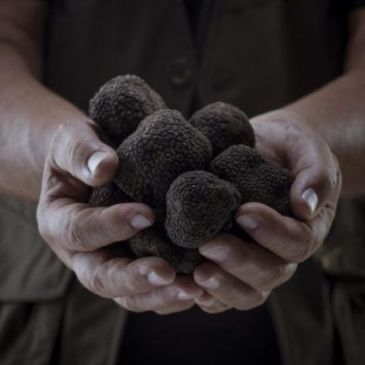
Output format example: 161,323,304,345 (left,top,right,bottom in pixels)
0,1,364,364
